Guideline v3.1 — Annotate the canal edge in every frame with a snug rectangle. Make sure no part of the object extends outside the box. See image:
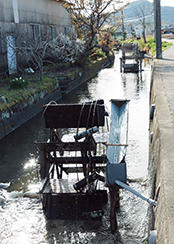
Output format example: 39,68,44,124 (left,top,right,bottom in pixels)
0,56,114,140
149,58,174,244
